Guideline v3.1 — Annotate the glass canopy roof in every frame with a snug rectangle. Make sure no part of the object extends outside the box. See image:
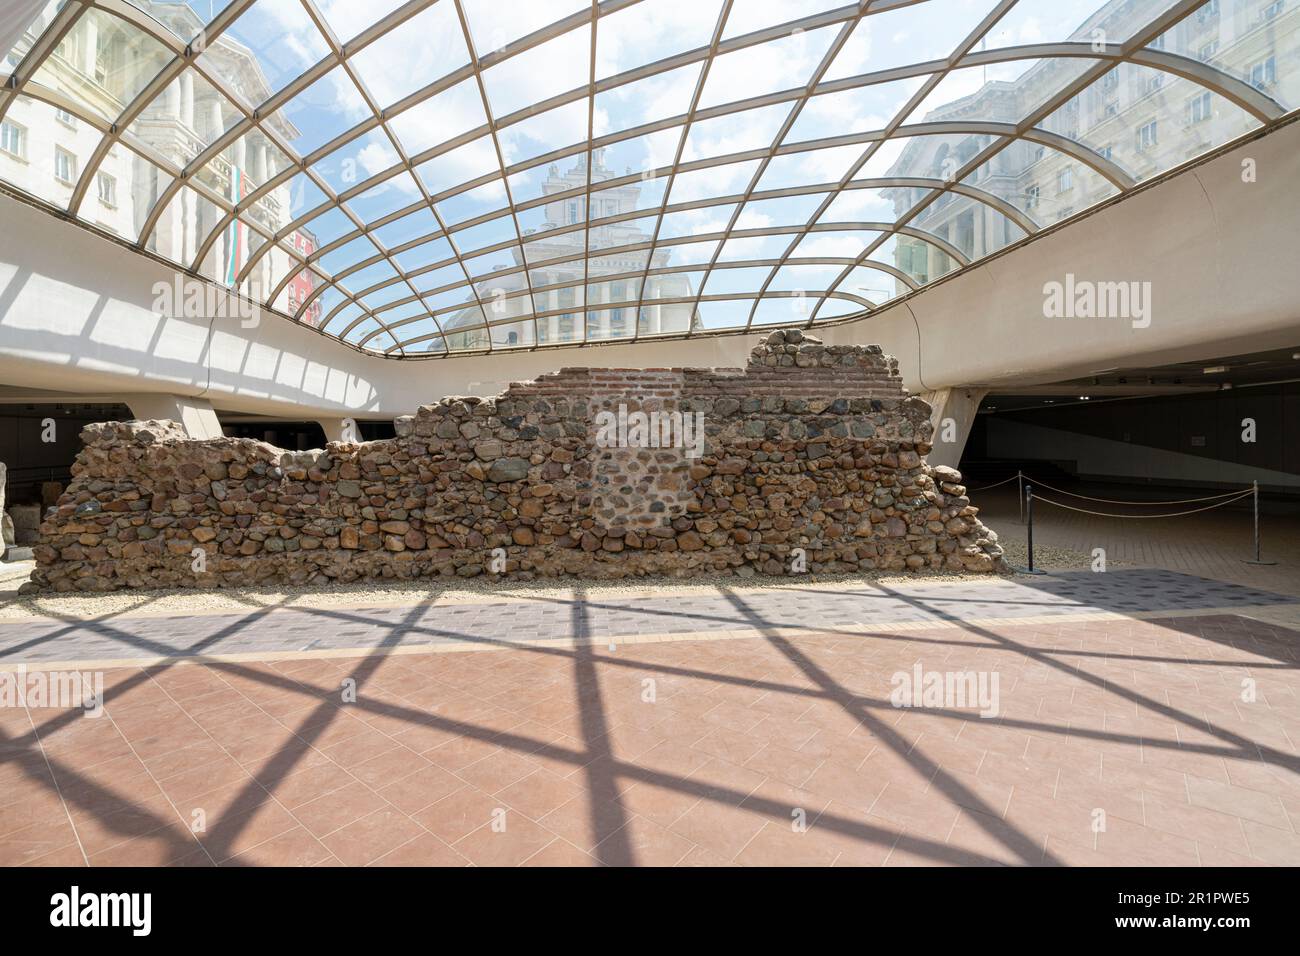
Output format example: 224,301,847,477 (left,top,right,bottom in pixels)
0,0,1294,357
